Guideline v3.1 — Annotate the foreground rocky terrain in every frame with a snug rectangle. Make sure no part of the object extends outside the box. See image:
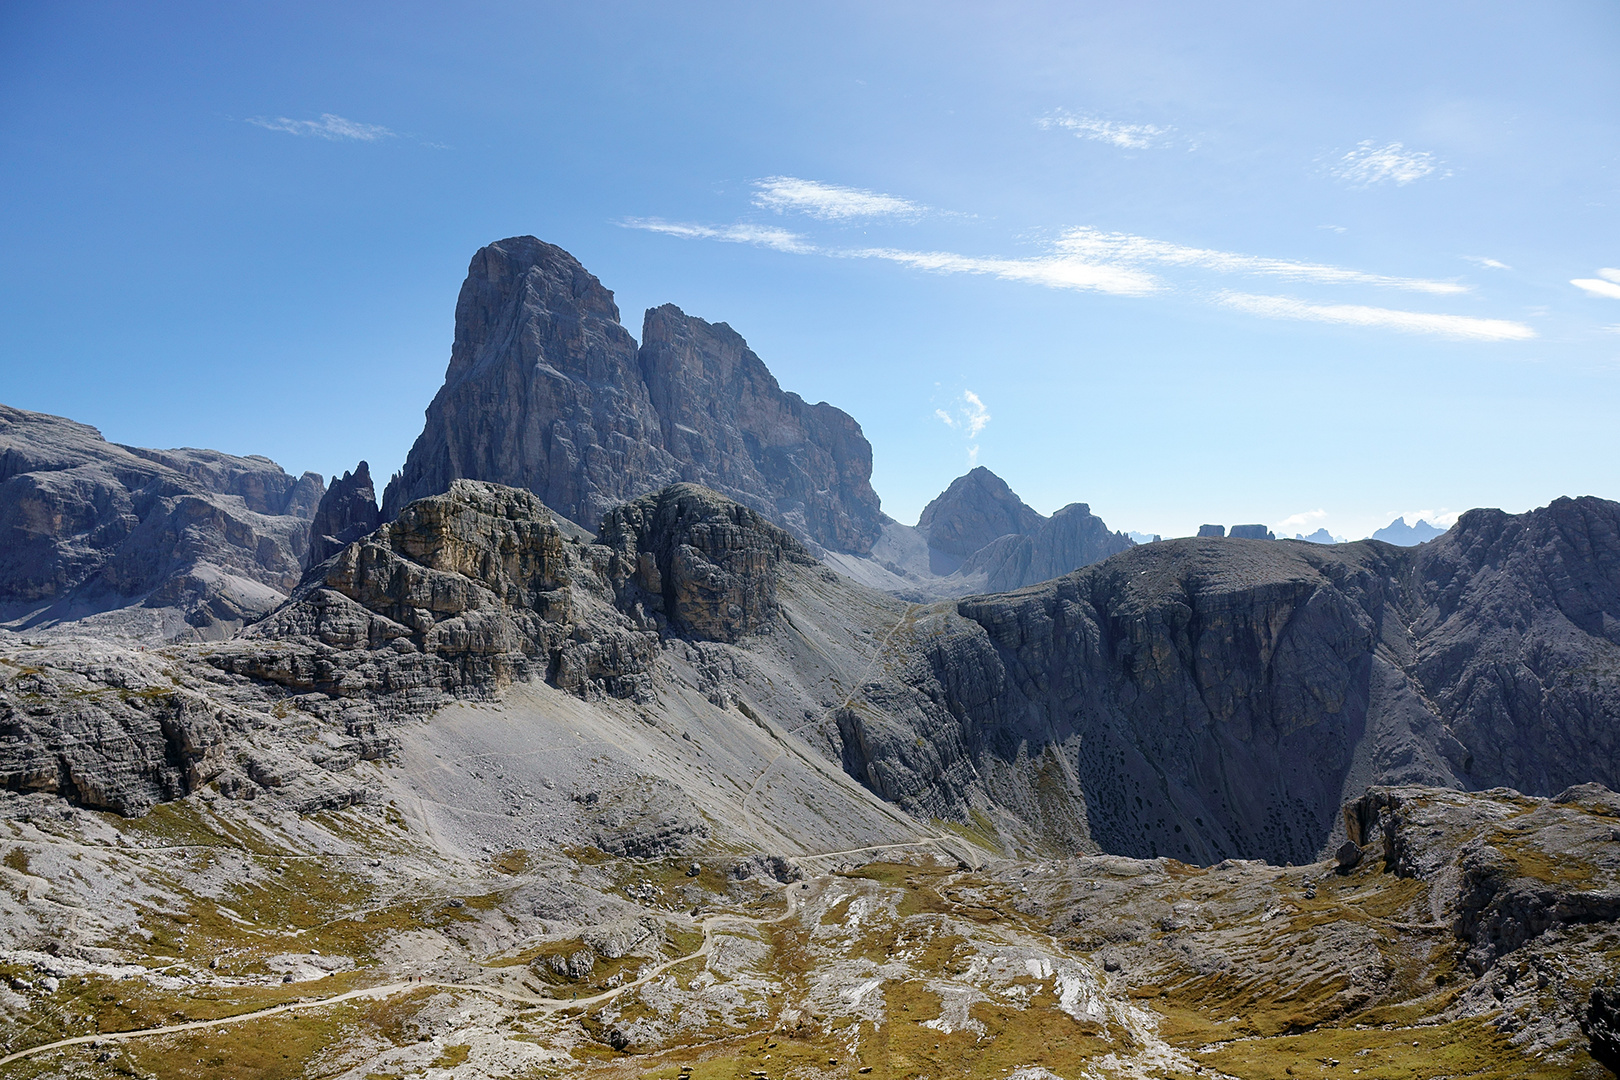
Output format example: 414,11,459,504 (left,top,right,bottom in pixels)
1,473,1617,1076
2,235,1616,1077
